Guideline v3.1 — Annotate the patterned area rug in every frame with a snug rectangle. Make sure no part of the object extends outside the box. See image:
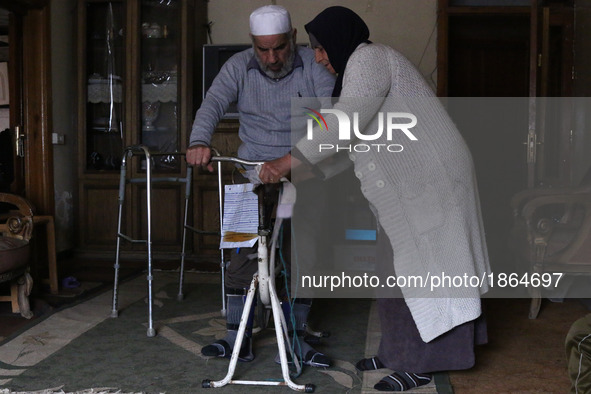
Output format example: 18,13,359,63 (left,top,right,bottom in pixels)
0,271,443,393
